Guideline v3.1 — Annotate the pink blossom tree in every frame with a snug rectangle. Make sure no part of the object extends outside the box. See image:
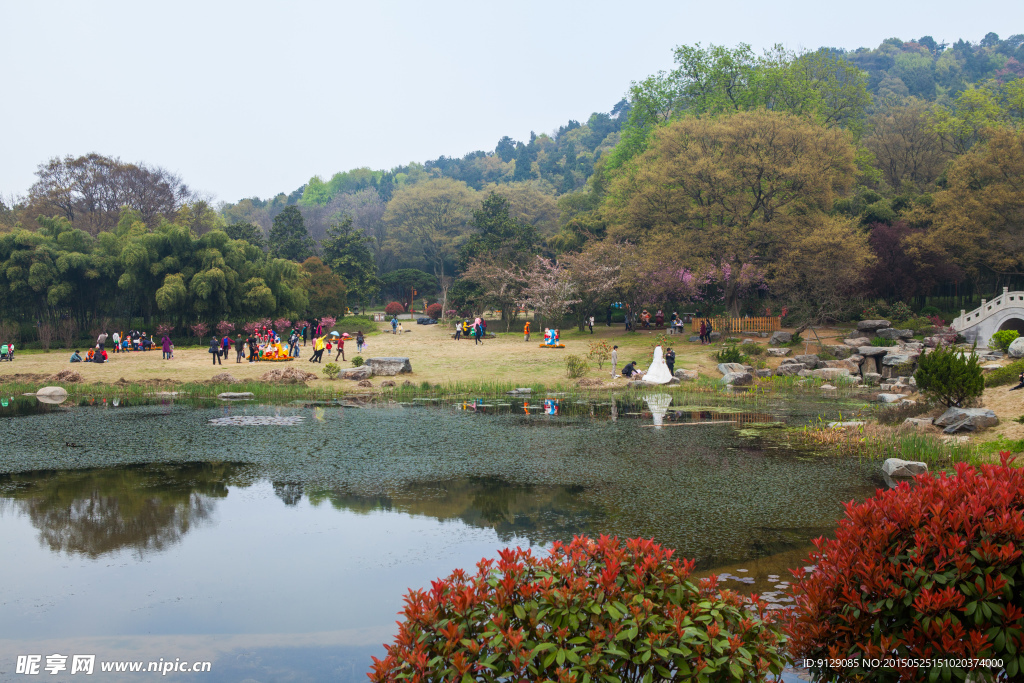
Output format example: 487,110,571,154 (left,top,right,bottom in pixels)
273,318,292,335
216,320,235,337
190,322,210,341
